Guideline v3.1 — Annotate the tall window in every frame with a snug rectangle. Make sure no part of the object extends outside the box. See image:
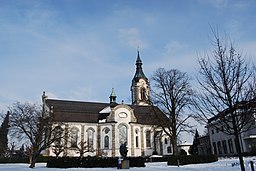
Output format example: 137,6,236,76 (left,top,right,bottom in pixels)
167,146,172,153
228,139,234,153
54,126,63,146
222,140,227,154
217,141,222,154
135,129,139,148
119,124,127,146
213,142,217,154
146,130,151,148
165,138,168,144
87,128,94,148
140,88,147,100
103,127,111,149
104,136,109,149
70,127,78,147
